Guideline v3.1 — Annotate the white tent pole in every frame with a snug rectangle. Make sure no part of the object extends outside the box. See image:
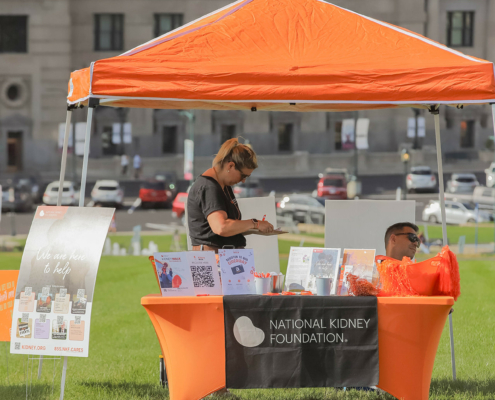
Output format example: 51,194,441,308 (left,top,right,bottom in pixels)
57,110,72,207
432,106,456,381
79,107,94,207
